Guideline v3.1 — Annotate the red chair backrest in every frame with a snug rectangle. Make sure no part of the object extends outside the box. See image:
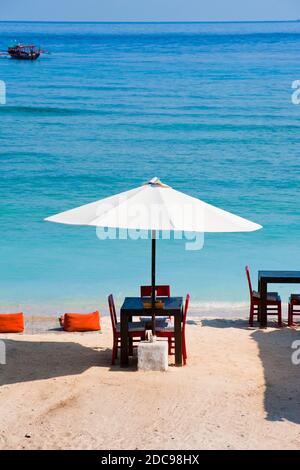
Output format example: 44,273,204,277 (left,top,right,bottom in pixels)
108,294,117,333
182,294,190,337
140,285,171,297
245,266,253,297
